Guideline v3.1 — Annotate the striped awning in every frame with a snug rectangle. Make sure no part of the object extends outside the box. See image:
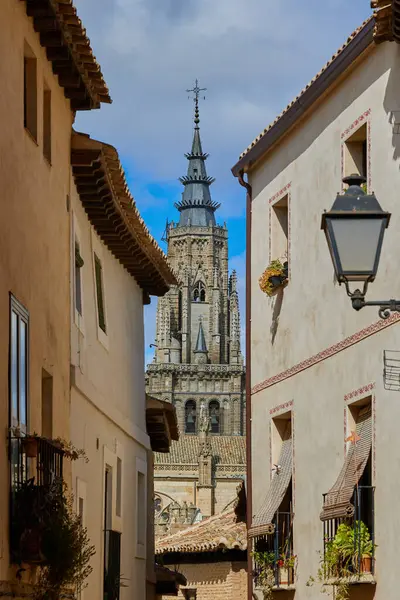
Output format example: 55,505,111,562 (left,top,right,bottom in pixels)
249,433,292,538
320,406,372,521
